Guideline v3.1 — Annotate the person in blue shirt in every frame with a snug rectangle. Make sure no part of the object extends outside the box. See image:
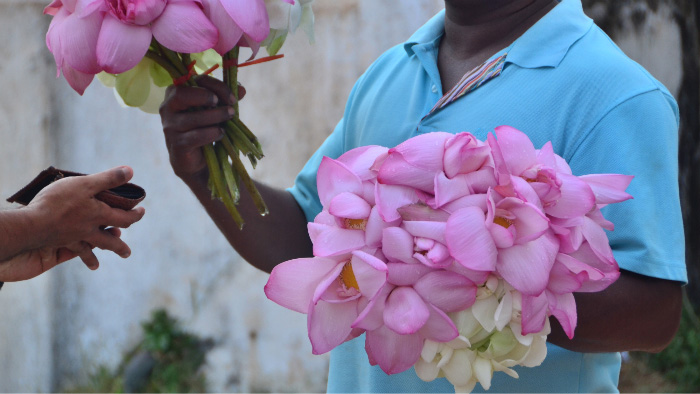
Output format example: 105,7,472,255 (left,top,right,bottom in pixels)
158,0,685,391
